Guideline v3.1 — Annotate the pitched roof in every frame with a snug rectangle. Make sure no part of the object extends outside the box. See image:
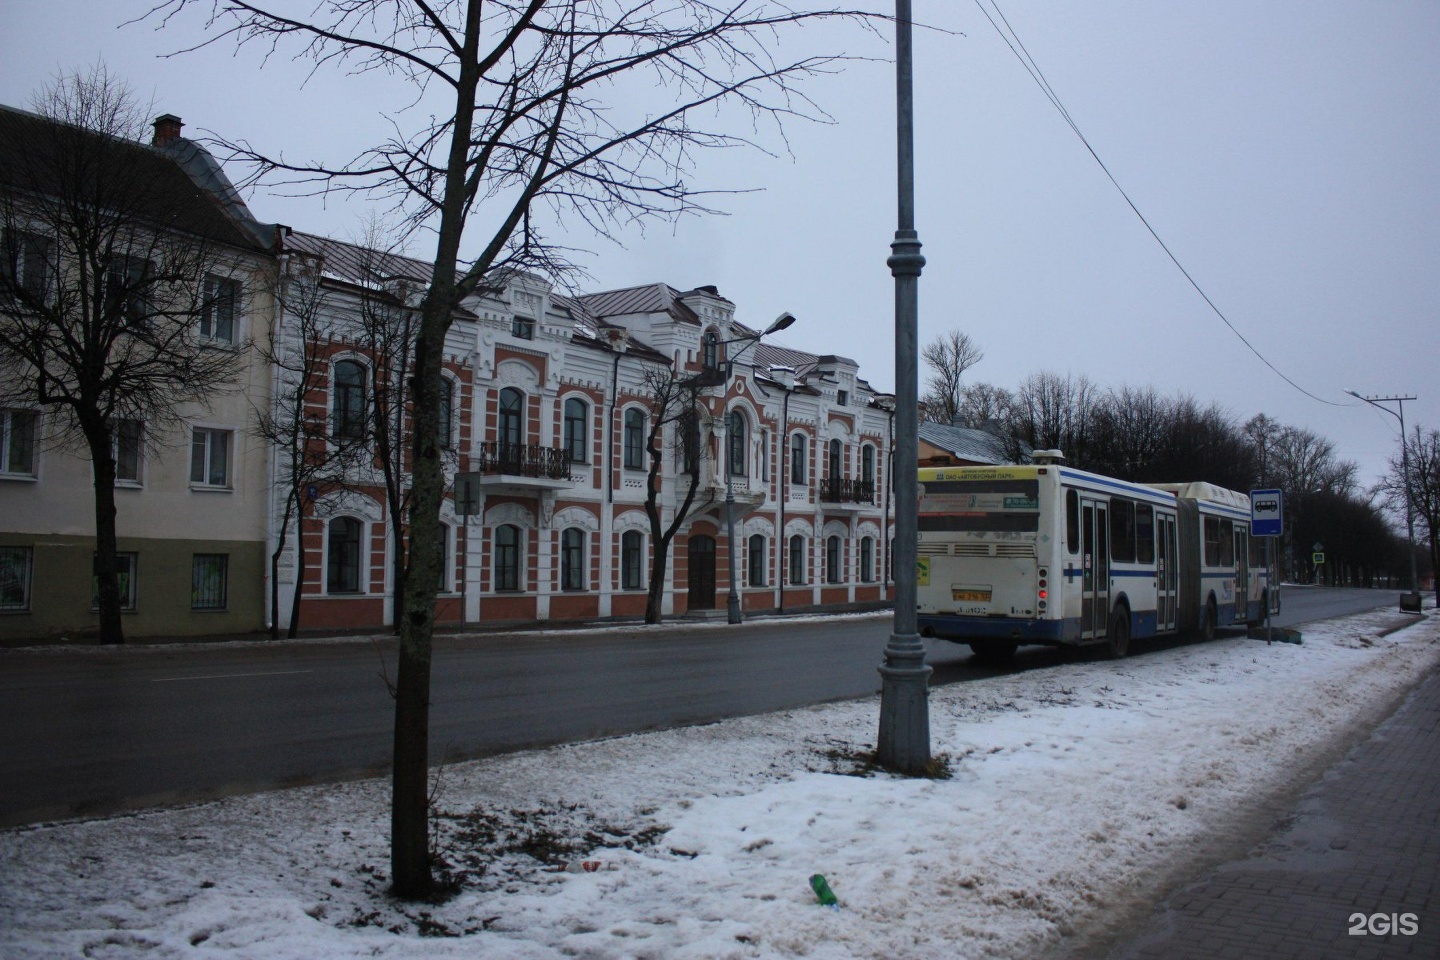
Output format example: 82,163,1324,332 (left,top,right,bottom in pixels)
284,230,434,287
0,104,277,252
918,422,1014,465
572,283,702,324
